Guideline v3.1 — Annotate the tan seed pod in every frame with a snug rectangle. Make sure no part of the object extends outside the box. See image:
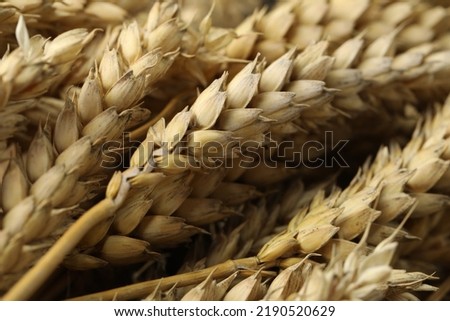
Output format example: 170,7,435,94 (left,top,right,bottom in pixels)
325,69,363,91
226,12,258,58
376,193,416,223
290,208,341,232
297,224,340,253
104,71,145,112
337,207,380,240
146,19,182,52
55,136,100,176
14,14,30,58
265,106,303,123
226,58,261,109
135,215,204,248
264,261,309,300
144,50,179,88
411,193,450,218
358,56,393,79
354,265,393,289
285,80,327,103
210,182,262,206
270,122,302,135
293,40,328,71
332,36,364,70
257,233,299,262
165,108,191,149
21,200,52,242
363,29,398,59
175,198,235,226
250,91,296,115
0,78,11,109
204,27,237,52
187,130,236,156
260,48,296,92
190,168,227,198
99,48,122,91
218,108,263,131
128,172,166,189
226,32,259,60
64,253,108,271
295,55,335,81
99,235,156,265
78,67,104,125
124,107,151,130
0,234,23,274
190,73,227,129
223,271,264,301
2,196,34,235
146,1,164,33
150,181,192,216
407,159,449,192
43,28,92,64
366,223,419,246
318,239,362,261
288,24,323,50
82,107,120,142
391,51,424,71
181,273,216,301
84,2,127,22
130,137,155,169
26,125,55,182
119,20,142,65
130,48,162,77
328,0,369,21
259,2,294,41
1,159,29,212
113,196,154,235
295,265,326,300
214,272,238,300
30,164,79,207
325,20,354,43
54,99,80,153
254,39,287,63
233,121,271,139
